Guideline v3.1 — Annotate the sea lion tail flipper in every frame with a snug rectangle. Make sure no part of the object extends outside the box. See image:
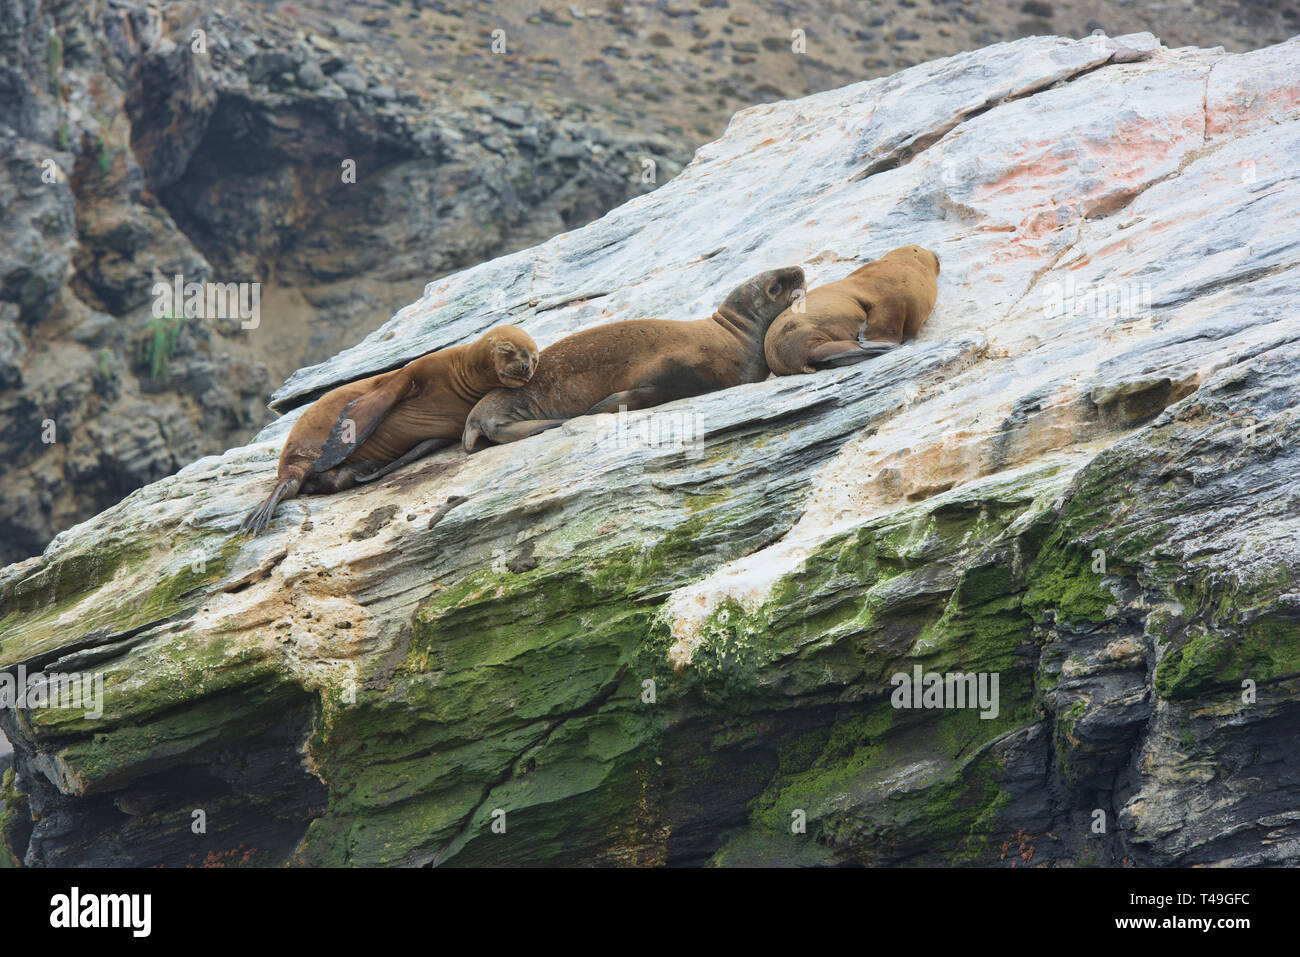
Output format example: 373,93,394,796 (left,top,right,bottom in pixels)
240,477,302,536
315,375,411,472
355,438,455,483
